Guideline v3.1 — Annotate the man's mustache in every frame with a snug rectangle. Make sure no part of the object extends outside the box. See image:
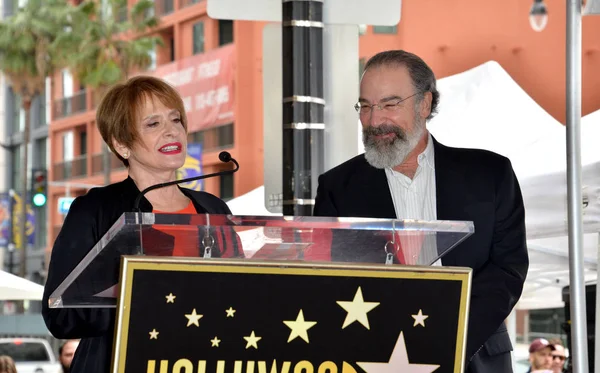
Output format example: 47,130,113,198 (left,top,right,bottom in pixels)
363,124,406,142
